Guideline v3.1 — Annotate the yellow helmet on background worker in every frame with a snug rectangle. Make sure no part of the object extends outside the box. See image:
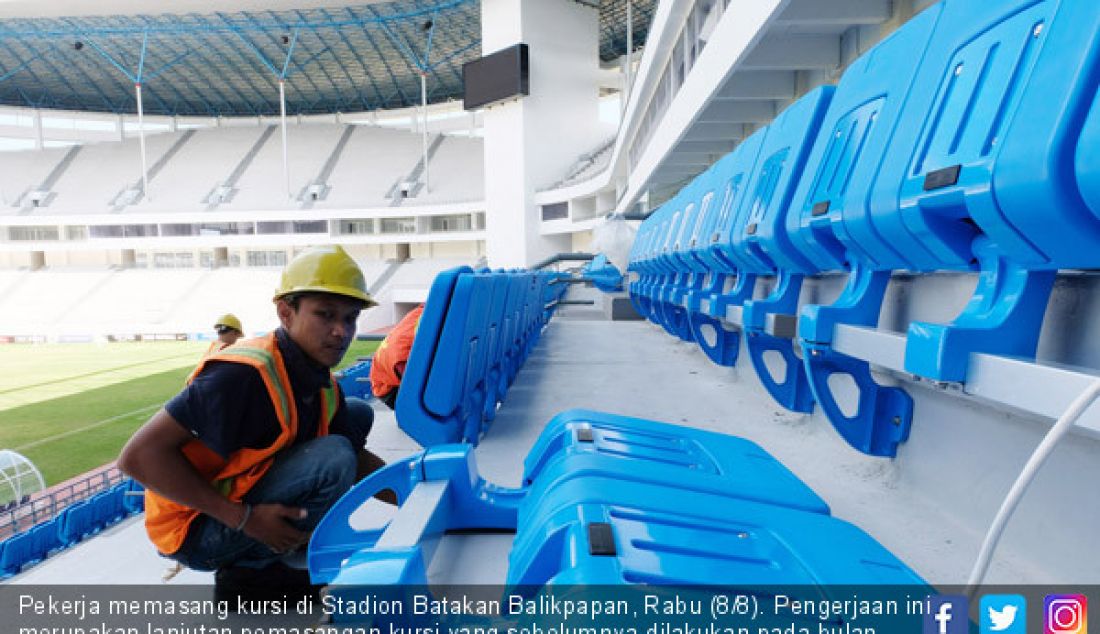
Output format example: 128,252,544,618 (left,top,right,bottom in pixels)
213,313,243,333
273,245,377,307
